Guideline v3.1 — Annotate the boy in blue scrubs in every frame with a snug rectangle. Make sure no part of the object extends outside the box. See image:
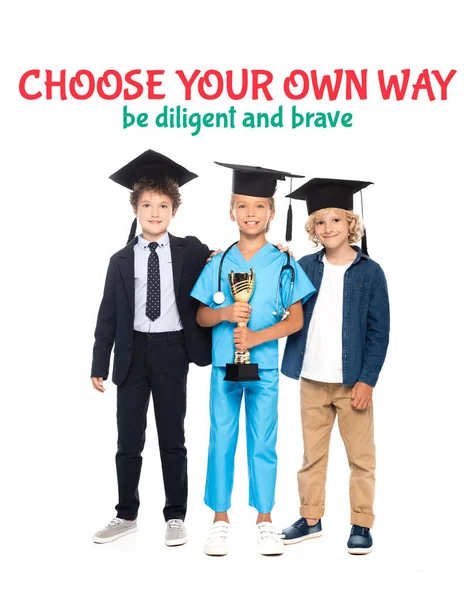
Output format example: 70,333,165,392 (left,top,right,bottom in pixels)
191,163,316,556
